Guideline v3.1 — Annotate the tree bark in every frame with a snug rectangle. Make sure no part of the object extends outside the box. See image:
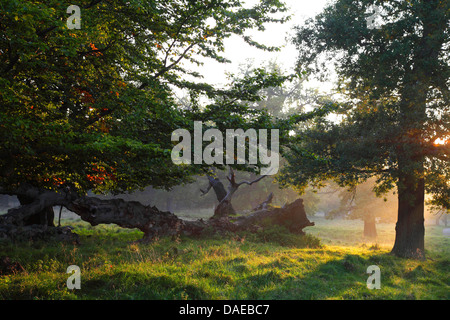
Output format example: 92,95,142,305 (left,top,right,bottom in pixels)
390,1,446,259
1,184,314,243
235,198,314,234
209,168,266,219
65,196,314,241
0,186,80,242
17,194,55,227
252,192,273,211
202,174,236,217
0,186,76,226
66,197,186,241
391,173,425,259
